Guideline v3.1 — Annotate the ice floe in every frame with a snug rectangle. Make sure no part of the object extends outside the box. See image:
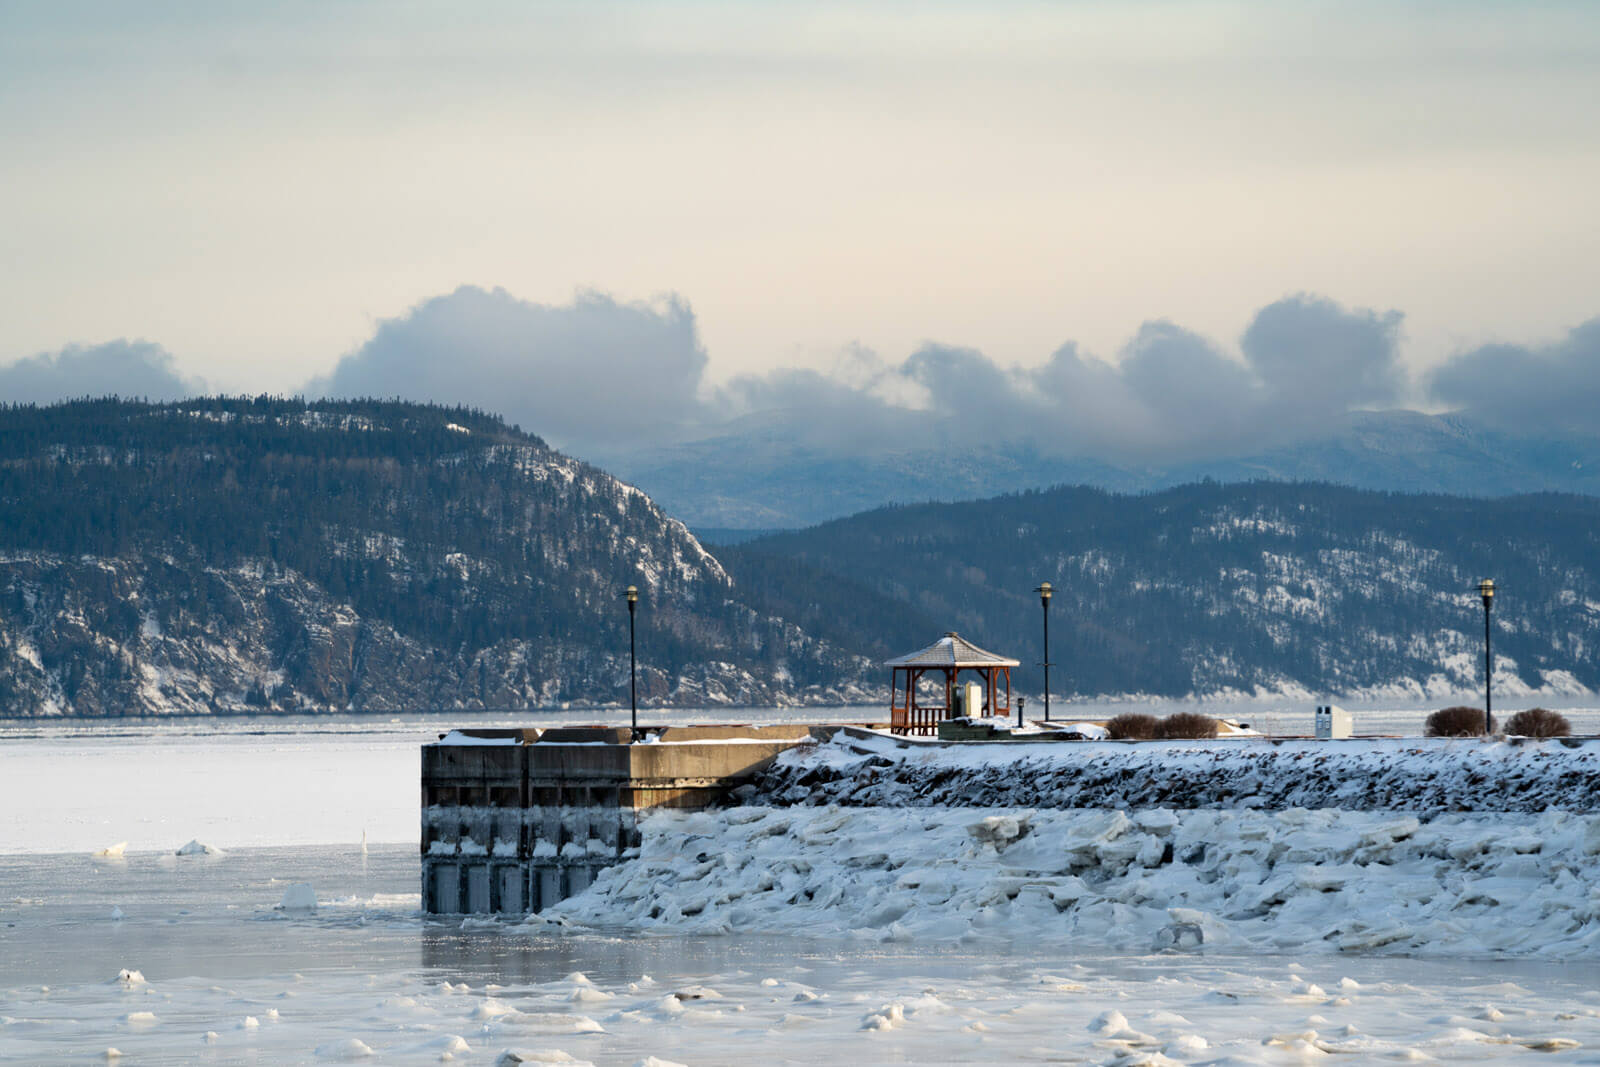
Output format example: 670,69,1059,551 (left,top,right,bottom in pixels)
277,883,318,911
